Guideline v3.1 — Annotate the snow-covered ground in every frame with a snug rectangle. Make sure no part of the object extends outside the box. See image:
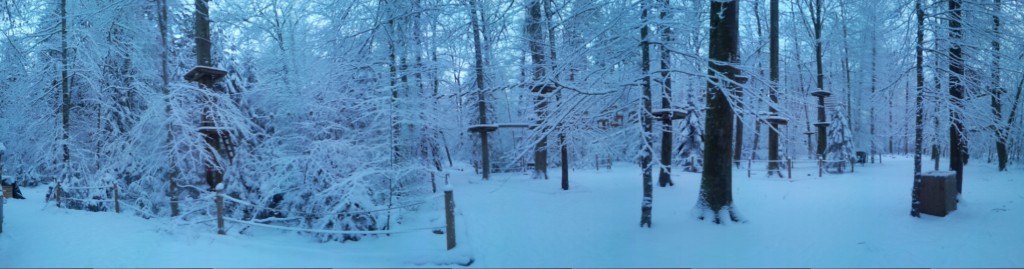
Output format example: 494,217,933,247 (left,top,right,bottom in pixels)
1,156,1022,267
